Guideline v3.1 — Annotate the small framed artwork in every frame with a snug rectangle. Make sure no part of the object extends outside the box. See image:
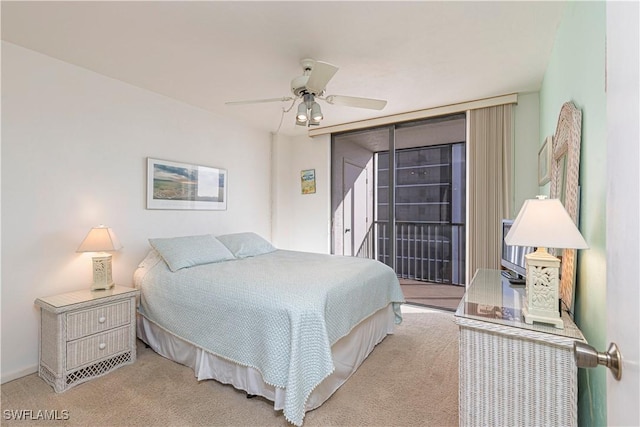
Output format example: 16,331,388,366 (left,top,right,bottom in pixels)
301,169,316,194
147,158,227,210
538,136,553,186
